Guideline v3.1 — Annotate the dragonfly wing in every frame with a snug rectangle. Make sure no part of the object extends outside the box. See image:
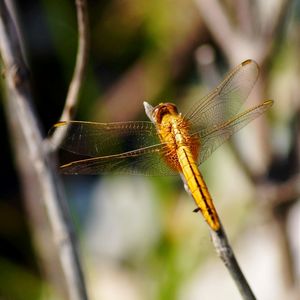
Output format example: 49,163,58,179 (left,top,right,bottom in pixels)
49,120,159,157
185,60,260,133
195,100,273,164
59,143,177,176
